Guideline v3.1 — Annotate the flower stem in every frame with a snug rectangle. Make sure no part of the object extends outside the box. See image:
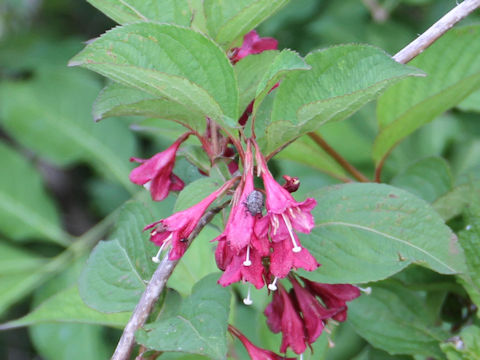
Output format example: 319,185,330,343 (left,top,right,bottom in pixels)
307,132,370,182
